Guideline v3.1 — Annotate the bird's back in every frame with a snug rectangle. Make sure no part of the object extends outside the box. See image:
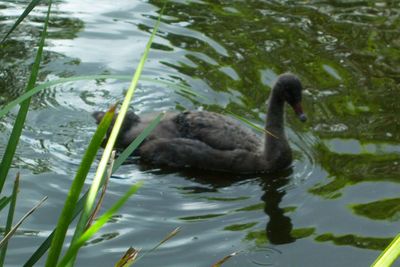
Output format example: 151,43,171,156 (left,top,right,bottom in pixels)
174,111,262,152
